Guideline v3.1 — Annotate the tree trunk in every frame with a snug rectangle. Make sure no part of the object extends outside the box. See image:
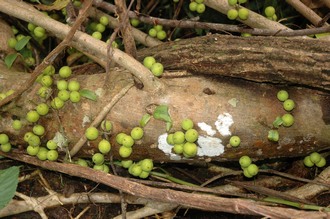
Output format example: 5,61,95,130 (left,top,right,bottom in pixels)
1,55,329,162
138,34,330,92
